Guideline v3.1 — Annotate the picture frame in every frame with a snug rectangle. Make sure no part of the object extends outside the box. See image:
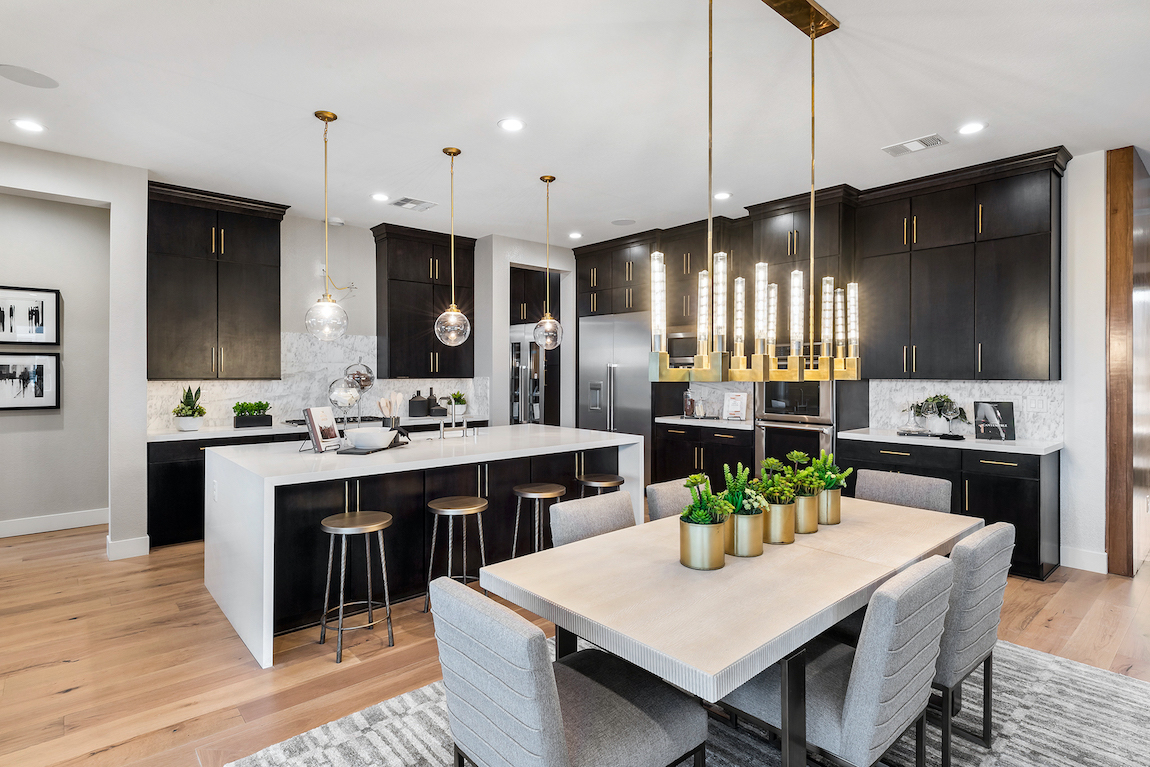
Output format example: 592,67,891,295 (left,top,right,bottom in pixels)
0,286,61,345
0,352,61,410
974,401,1016,441
303,406,342,453
723,392,749,421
